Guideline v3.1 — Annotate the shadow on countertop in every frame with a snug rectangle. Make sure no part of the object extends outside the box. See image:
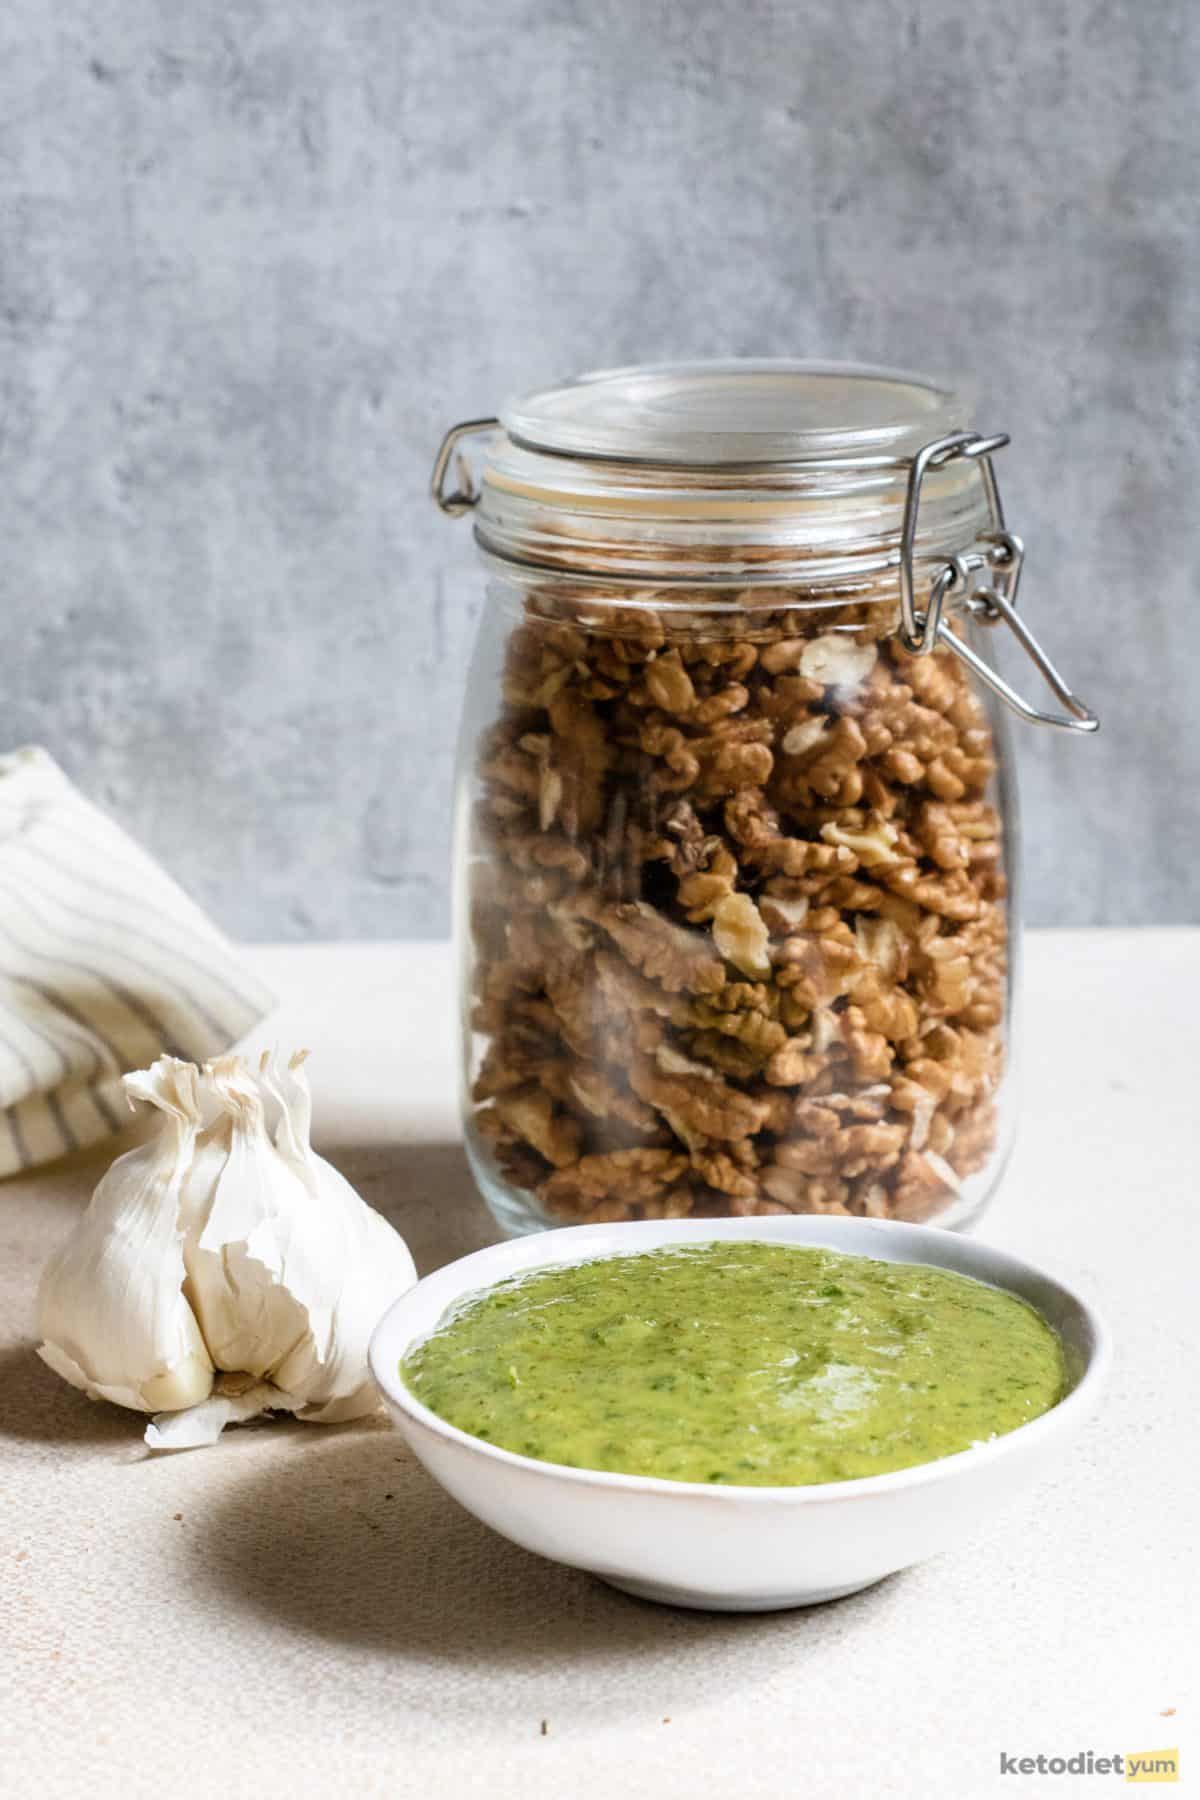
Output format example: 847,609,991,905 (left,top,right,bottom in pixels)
187,1417,898,1718
0,1341,139,1446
